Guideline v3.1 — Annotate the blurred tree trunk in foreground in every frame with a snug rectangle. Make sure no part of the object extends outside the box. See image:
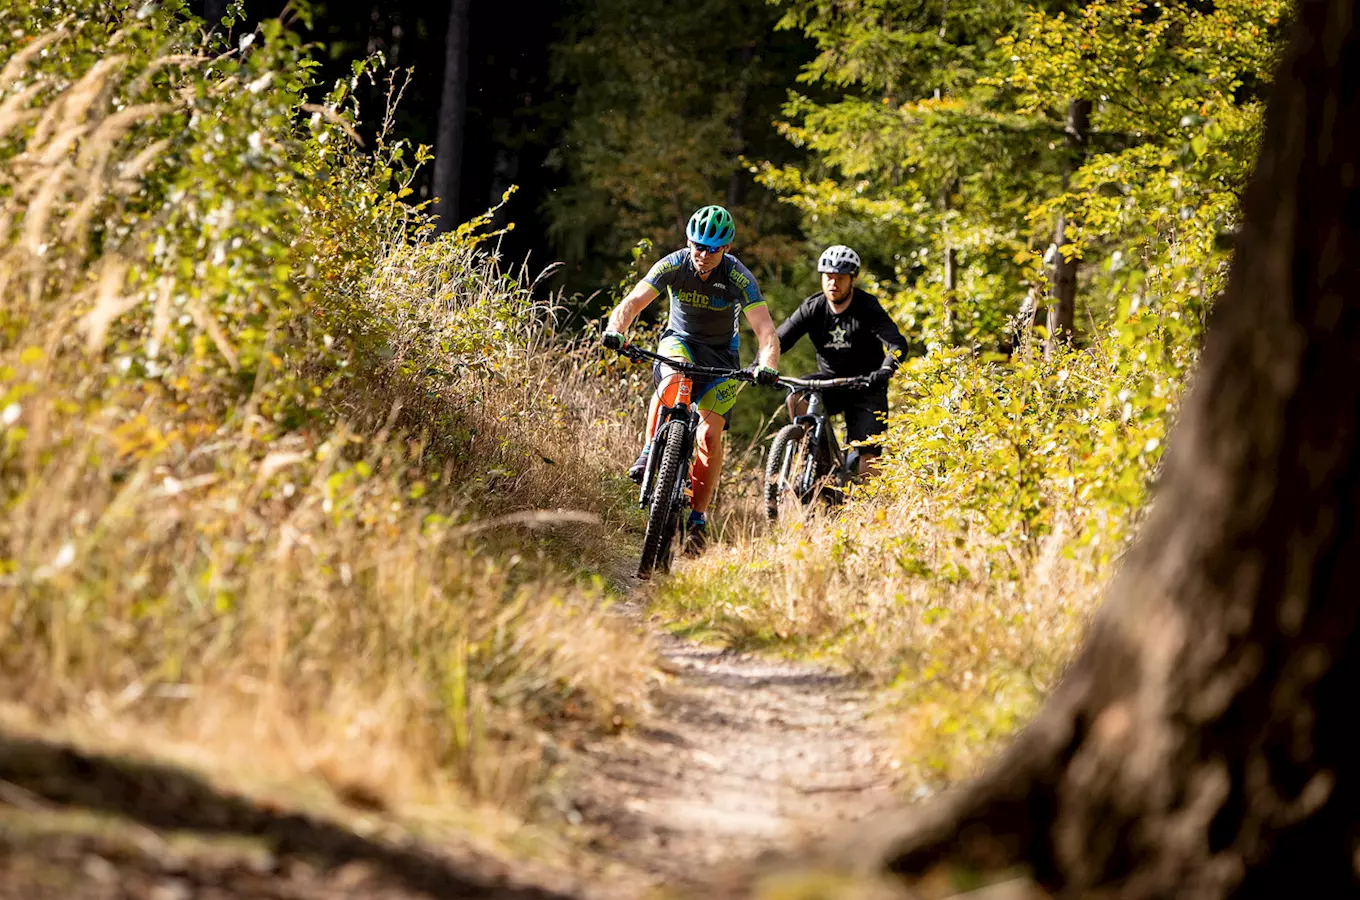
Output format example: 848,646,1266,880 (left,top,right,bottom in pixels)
750,0,1360,896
